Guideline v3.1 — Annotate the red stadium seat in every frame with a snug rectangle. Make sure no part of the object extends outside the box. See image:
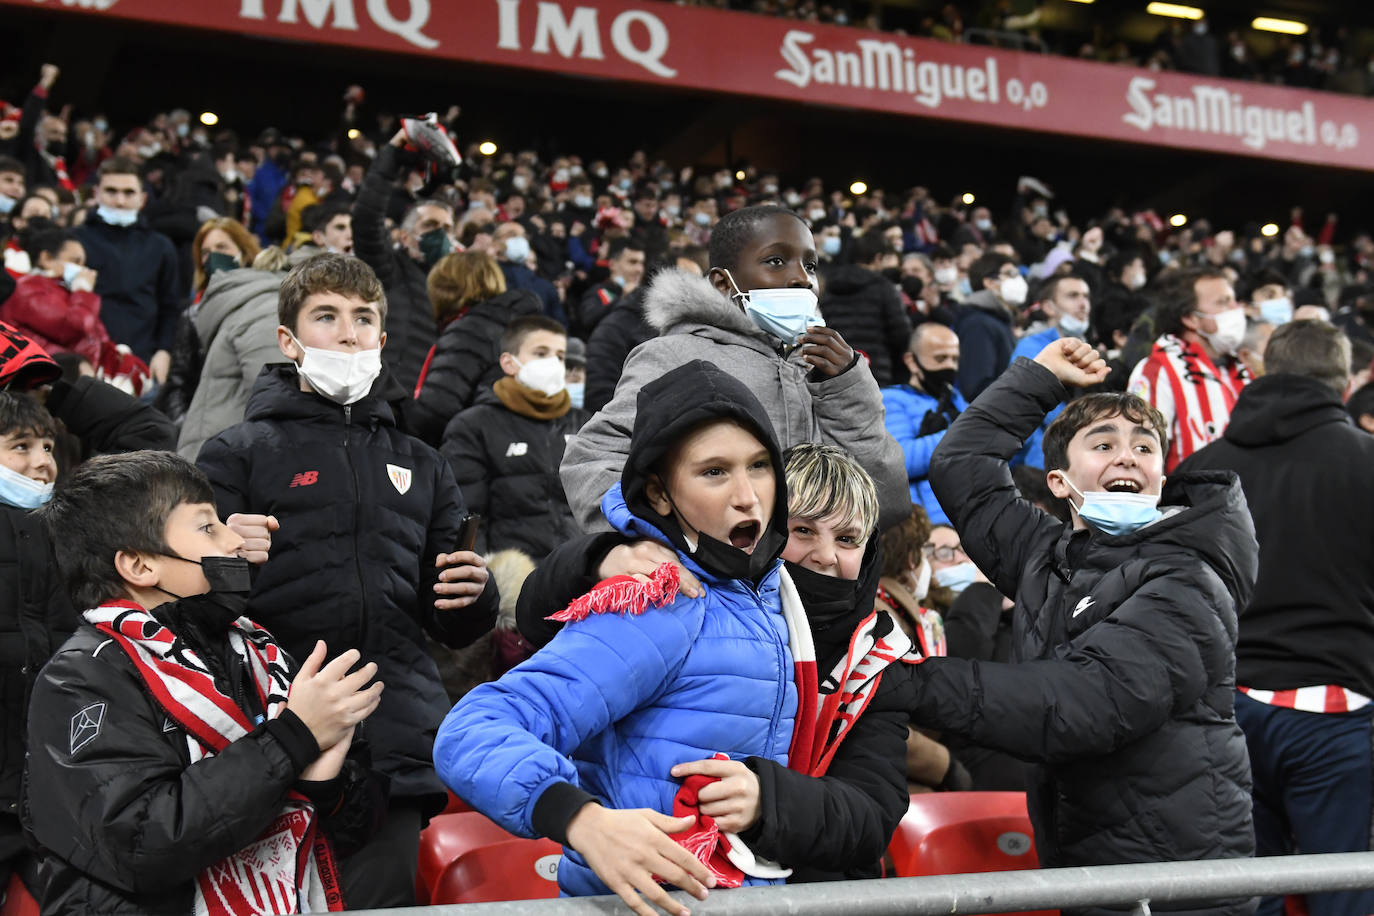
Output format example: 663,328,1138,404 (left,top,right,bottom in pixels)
887,792,1054,916
416,810,561,905
0,874,38,916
